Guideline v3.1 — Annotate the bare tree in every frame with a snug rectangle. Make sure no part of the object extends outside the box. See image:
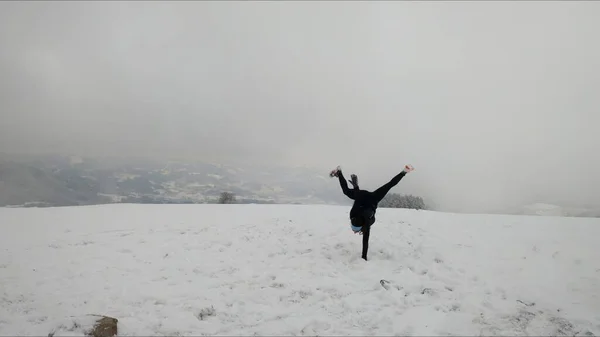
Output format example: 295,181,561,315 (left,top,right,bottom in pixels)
218,191,236,204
